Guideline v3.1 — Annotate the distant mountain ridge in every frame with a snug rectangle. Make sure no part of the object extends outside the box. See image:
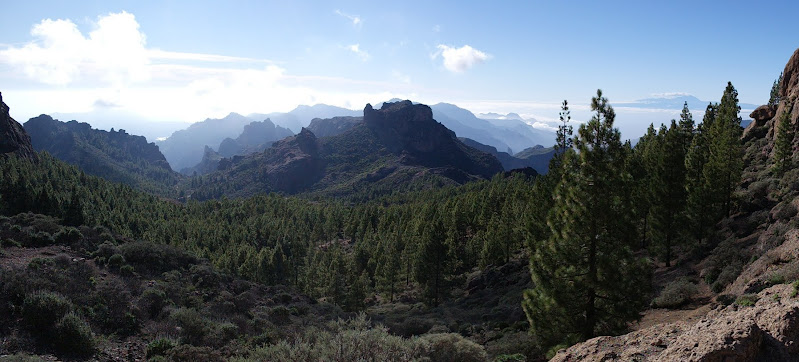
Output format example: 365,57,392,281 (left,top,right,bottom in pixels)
430,103,555,154
216,119,293,158
23,115,182,196
459,138,553,174
190,101,504,200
